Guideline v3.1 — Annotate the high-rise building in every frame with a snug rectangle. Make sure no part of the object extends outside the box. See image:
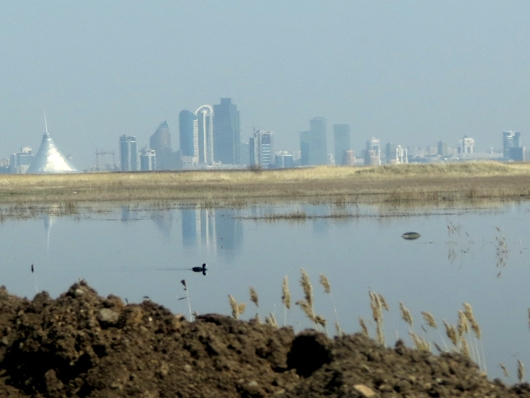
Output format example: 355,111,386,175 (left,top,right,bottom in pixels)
365,137,381,165
333,124,351,166
10,147,34,174
249,130,274,167
274,151,295,168
140,146,156,171
342,150,355,166
149,121,171,170
503,131,521,159
459,136,474,154
195,105,214,165
437,141,448,157
213,98,240,165
179,110,198,159
299,117,328,166
119,135,138,171
310,117,327,165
